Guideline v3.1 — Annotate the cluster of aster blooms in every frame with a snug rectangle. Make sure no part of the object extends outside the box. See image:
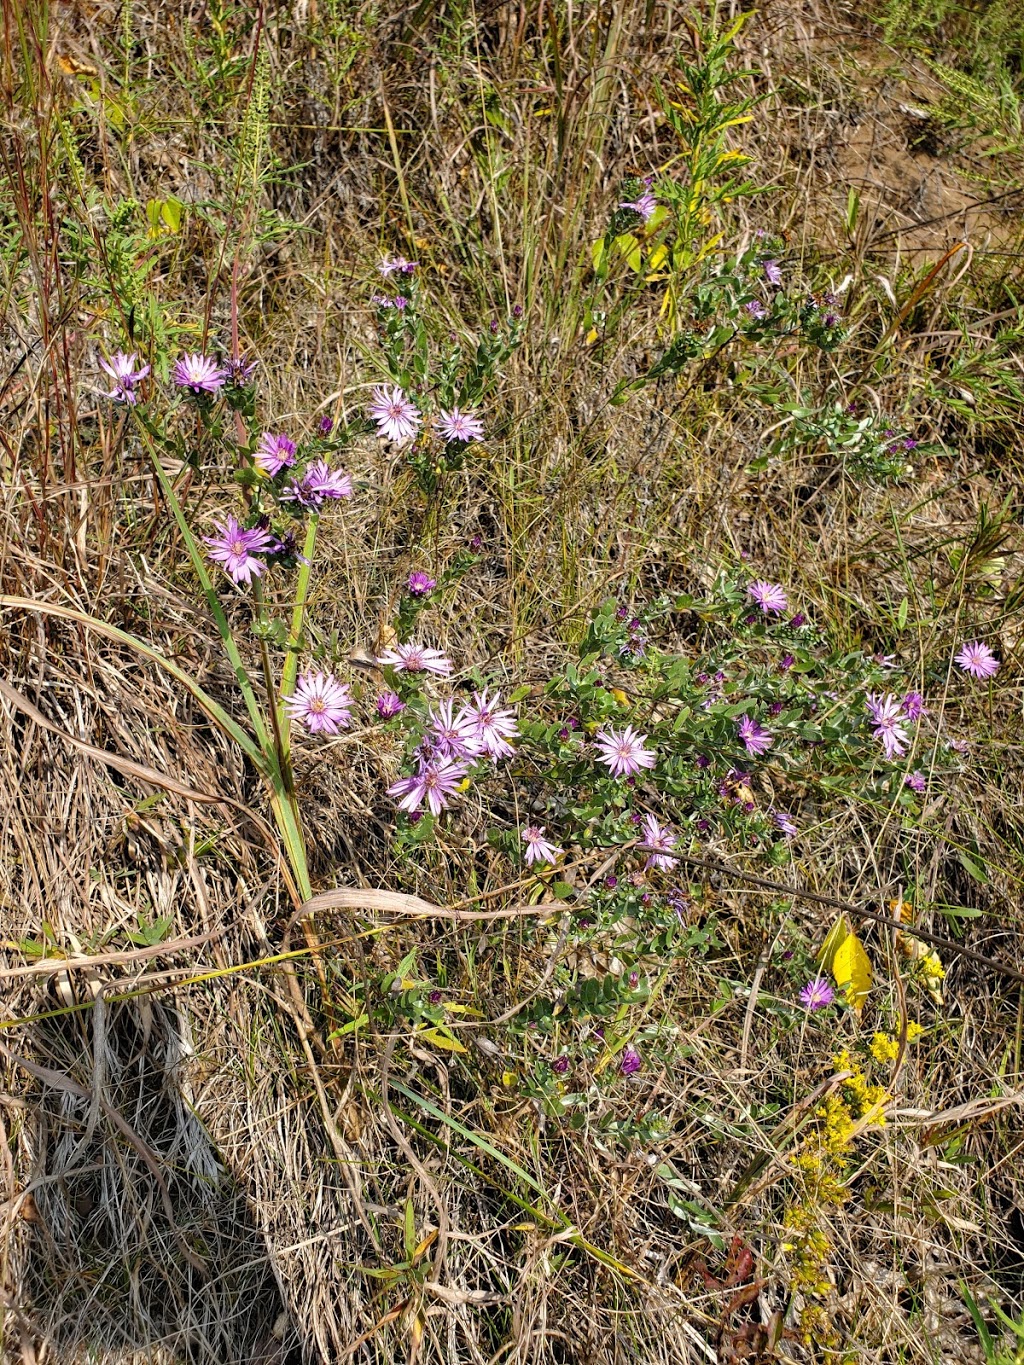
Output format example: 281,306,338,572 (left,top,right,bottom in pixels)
98,344,354,585
366,254,486,455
